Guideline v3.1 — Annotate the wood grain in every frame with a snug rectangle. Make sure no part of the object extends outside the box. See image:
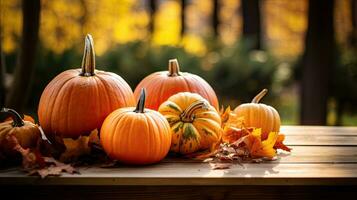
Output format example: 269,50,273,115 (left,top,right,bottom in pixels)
1,126,357,189
284,135,357,146
1,185,357,200
282,126,357,136
1,162,357,185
